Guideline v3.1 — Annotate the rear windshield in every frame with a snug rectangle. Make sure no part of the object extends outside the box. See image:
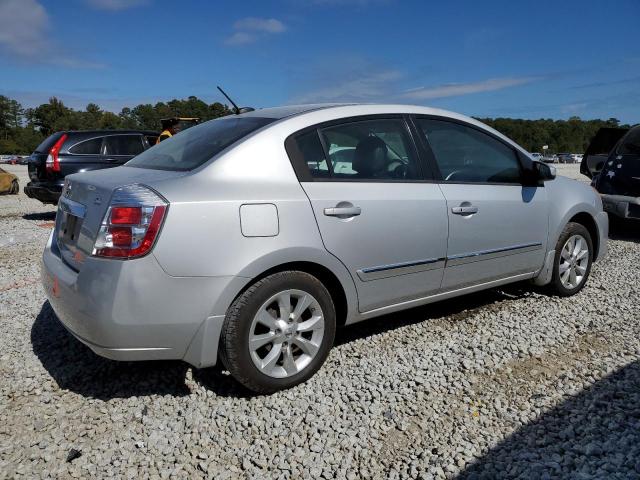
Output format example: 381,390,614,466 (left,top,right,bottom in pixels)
34,132,64,153
126,116,275,171
616,127,640,155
